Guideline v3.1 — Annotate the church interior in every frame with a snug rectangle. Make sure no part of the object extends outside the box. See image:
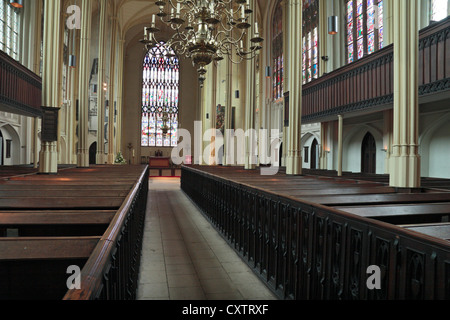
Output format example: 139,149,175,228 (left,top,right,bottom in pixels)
0,0,450,301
